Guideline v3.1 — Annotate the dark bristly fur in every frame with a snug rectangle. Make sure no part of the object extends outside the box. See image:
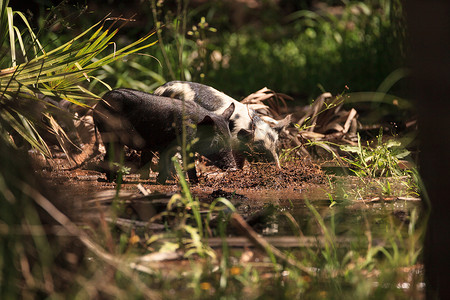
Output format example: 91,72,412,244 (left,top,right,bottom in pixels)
94,88,236,184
